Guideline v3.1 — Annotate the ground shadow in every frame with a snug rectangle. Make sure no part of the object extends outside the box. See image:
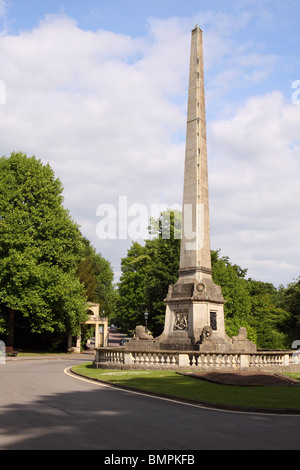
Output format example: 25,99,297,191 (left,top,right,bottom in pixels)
1,364,300,450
